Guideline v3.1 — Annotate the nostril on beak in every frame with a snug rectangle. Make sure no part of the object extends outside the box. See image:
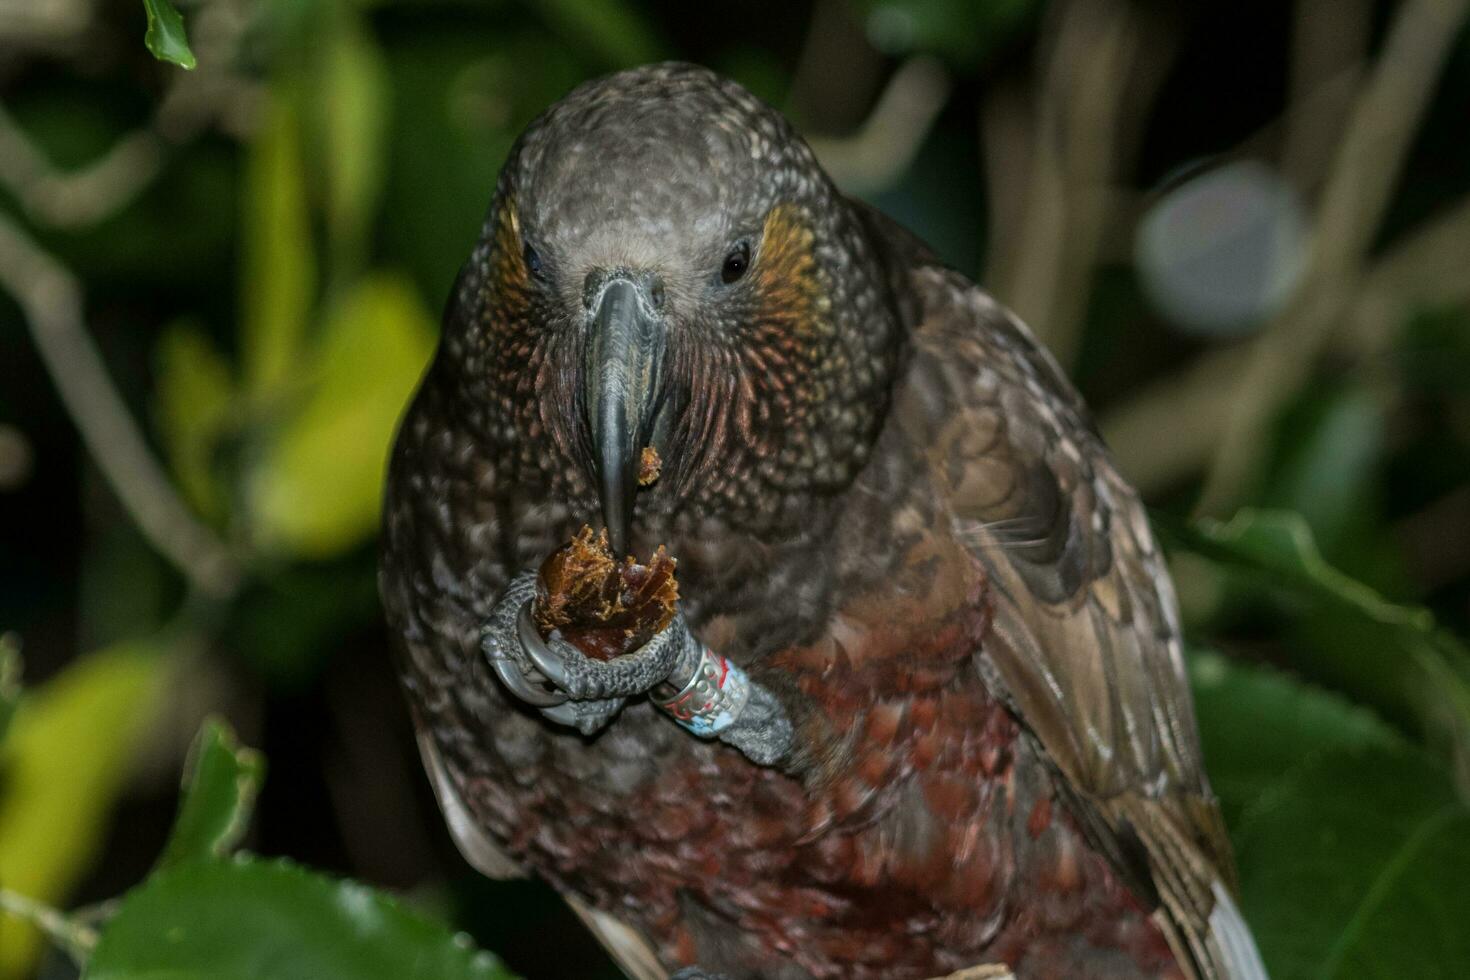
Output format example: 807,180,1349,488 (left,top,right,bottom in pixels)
583,269,666,313
582,270,605,311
